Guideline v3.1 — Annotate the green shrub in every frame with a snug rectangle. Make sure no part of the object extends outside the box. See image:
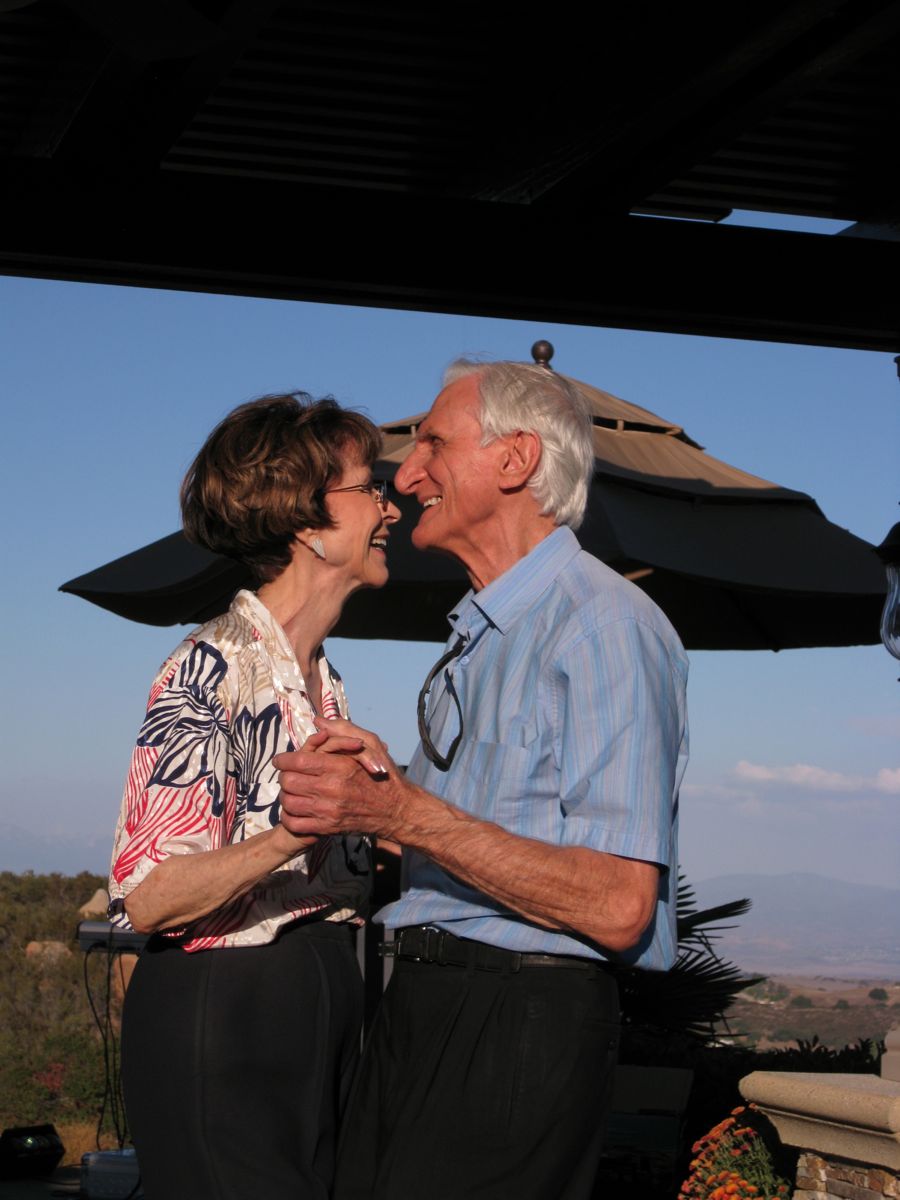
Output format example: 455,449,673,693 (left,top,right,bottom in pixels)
744,984,792,1003
743,980,789,1003
0,872,113,1133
